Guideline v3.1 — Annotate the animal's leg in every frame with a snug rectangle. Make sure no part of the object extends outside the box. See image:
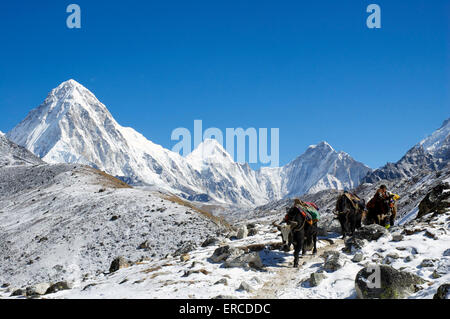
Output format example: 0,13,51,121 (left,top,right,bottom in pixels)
301,236,307,256
312,234,317,255
293,231,303,267
350,217,356,236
